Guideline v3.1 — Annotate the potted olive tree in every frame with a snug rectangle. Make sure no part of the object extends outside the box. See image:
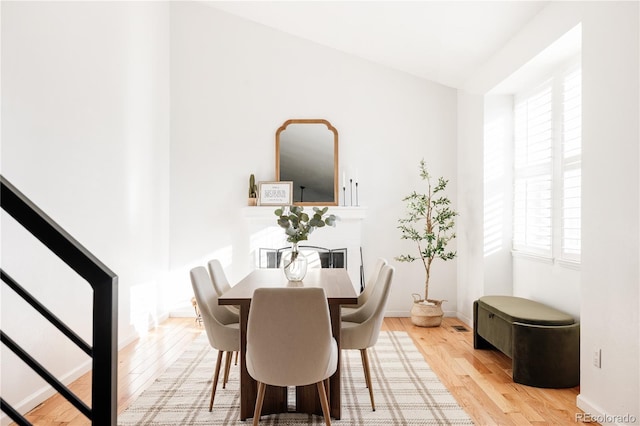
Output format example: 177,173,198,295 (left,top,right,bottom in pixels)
396,159,458,327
